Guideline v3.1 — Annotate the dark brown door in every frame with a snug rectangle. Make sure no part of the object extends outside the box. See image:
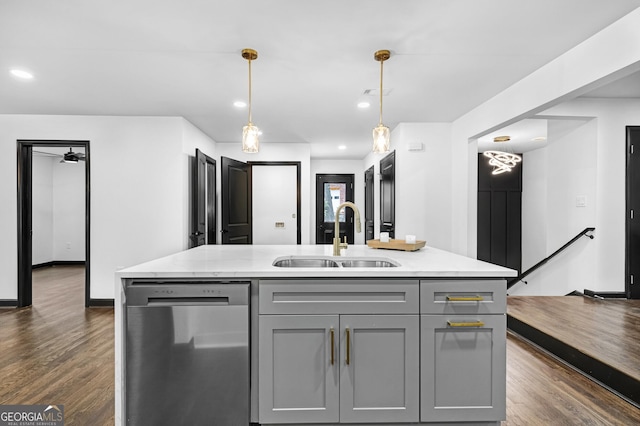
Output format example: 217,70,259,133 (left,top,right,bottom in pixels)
626,126,640,298
315,174,354,244
191,149,216,248
221,156,252,244
364,166,374,241
380,151,395,238
477,153,522,273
